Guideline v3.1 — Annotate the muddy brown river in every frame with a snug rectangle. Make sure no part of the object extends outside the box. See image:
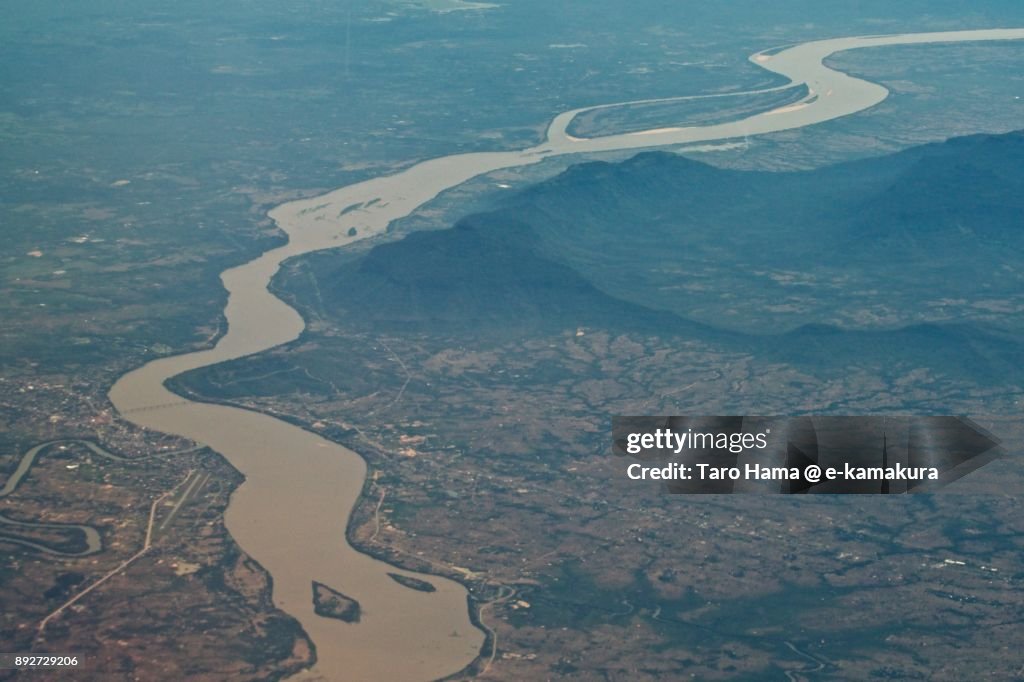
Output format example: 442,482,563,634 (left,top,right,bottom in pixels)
107,29,1024,681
